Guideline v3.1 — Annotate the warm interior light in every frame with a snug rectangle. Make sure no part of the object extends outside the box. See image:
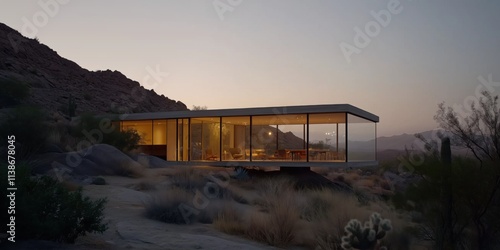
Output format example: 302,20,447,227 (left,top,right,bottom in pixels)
268,131,272,136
